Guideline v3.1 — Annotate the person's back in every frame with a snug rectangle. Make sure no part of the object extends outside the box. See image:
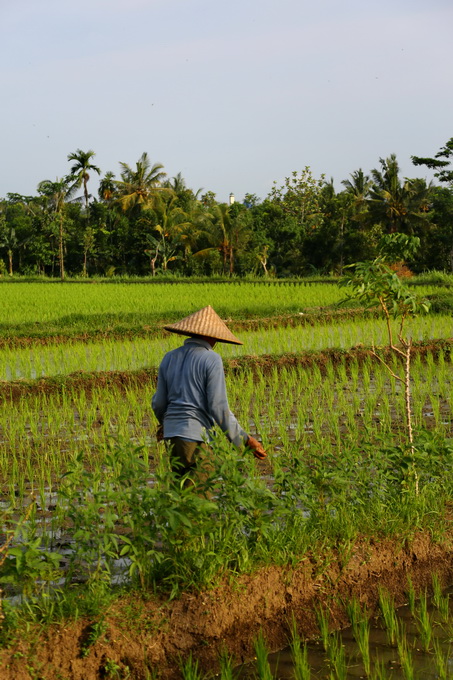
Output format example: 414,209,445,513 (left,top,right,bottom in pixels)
152,336,246,446
152,306,266,481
